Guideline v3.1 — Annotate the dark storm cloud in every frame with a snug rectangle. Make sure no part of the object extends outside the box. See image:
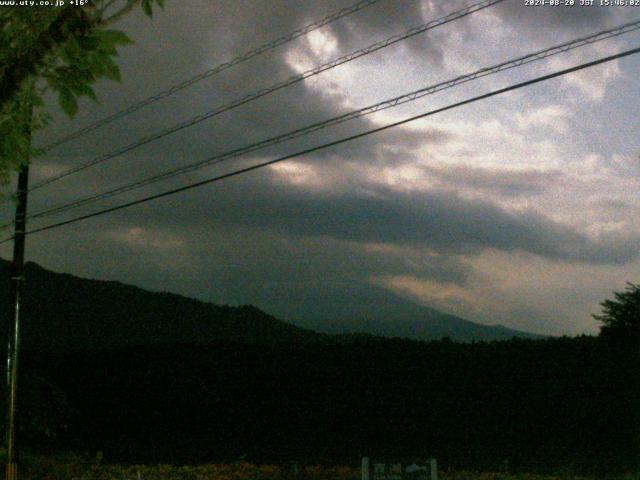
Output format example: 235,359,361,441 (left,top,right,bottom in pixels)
15,214,472,314
205,0,448,62
33,0,454,195
322,0,448,62
104,167,640,266
38,0,601,194
422,164,564,197
12,0,636,337
28,0,636,264
34,0,622,167
181,230,472,309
